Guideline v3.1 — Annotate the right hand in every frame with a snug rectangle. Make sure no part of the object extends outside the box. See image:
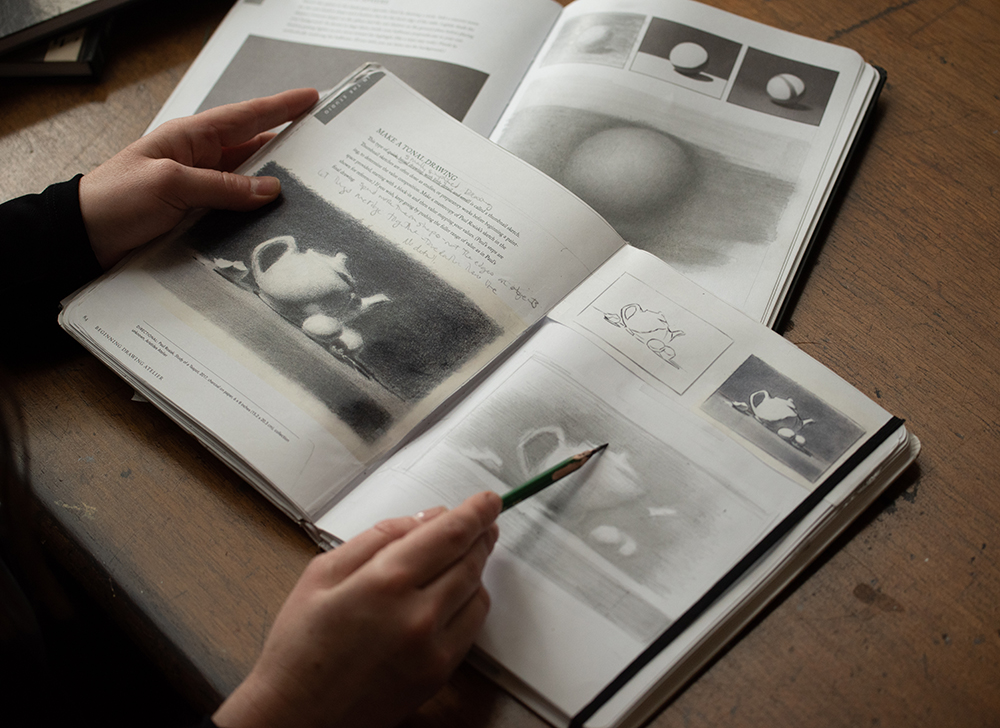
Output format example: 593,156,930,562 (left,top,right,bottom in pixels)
212,490,502,728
